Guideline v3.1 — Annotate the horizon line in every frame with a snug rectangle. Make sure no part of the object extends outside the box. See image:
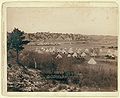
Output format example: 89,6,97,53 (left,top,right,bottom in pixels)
7,30,117,36
26,31,118,36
